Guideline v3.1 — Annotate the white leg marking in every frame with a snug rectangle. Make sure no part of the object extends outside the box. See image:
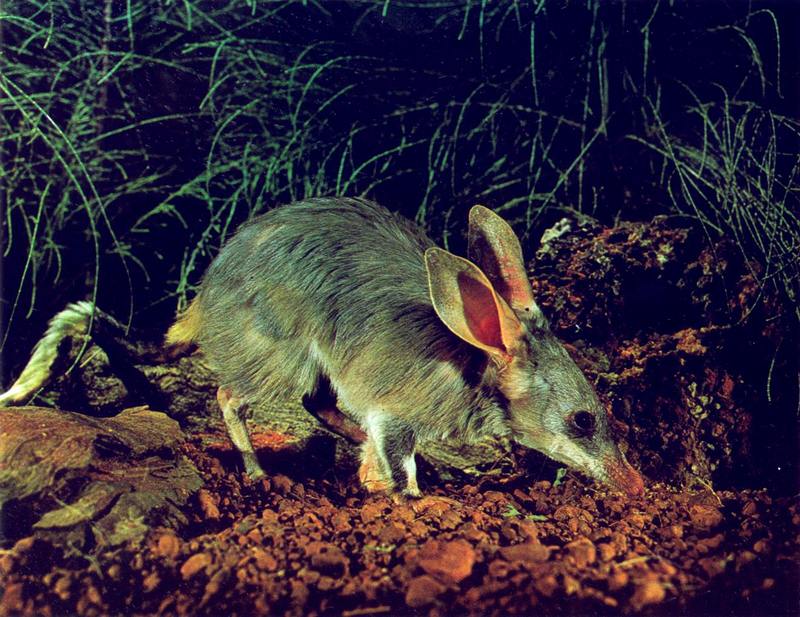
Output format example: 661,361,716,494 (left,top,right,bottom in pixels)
363,411,394,490
403,454,420,497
